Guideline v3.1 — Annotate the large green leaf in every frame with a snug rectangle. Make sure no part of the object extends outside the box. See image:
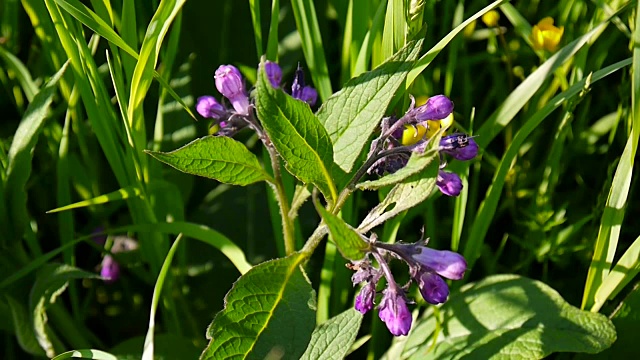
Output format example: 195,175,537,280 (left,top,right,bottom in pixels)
30,264,100,358
358,159,439,233
300,308,363,360
255,61,338,201
146,136,272,186
387,275,616,360
317,38,423,173
3,61,69,246
200,253,316,360
316,205,369,260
